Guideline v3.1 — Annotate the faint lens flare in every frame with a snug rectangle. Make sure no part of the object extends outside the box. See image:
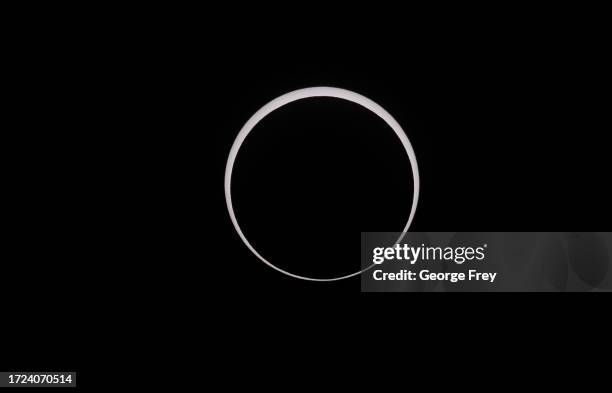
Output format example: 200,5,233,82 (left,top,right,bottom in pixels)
224,87,420,281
